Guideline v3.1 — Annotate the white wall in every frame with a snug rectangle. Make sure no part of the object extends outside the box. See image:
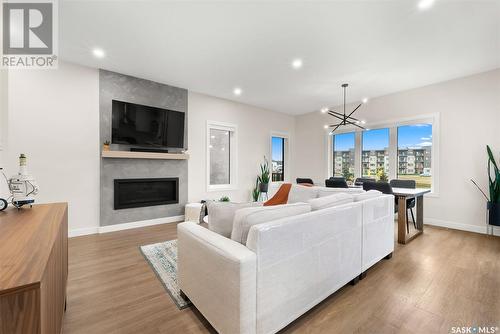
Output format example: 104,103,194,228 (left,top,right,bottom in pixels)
0,70,8,196
6,62,100,235
6,60,499,237
295,69,500,234
188,91,295,203
4,63,296,234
